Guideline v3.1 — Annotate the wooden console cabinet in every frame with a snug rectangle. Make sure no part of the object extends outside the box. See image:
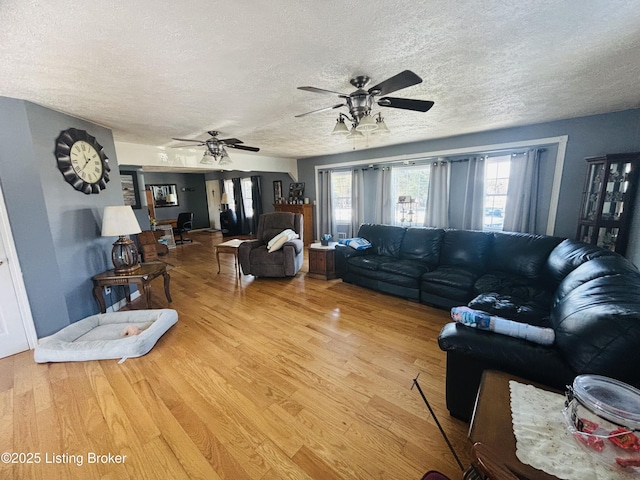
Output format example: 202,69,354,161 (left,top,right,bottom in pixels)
273,203,314,245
